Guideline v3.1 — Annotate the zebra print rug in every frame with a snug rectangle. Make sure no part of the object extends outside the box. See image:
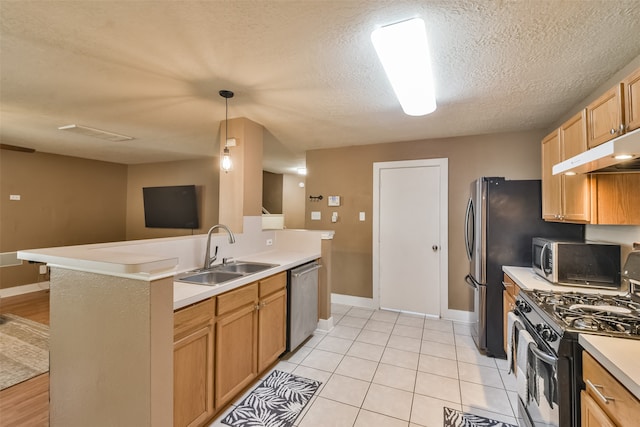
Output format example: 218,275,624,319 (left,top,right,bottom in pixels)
444,407,517,427
222,370,321,427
